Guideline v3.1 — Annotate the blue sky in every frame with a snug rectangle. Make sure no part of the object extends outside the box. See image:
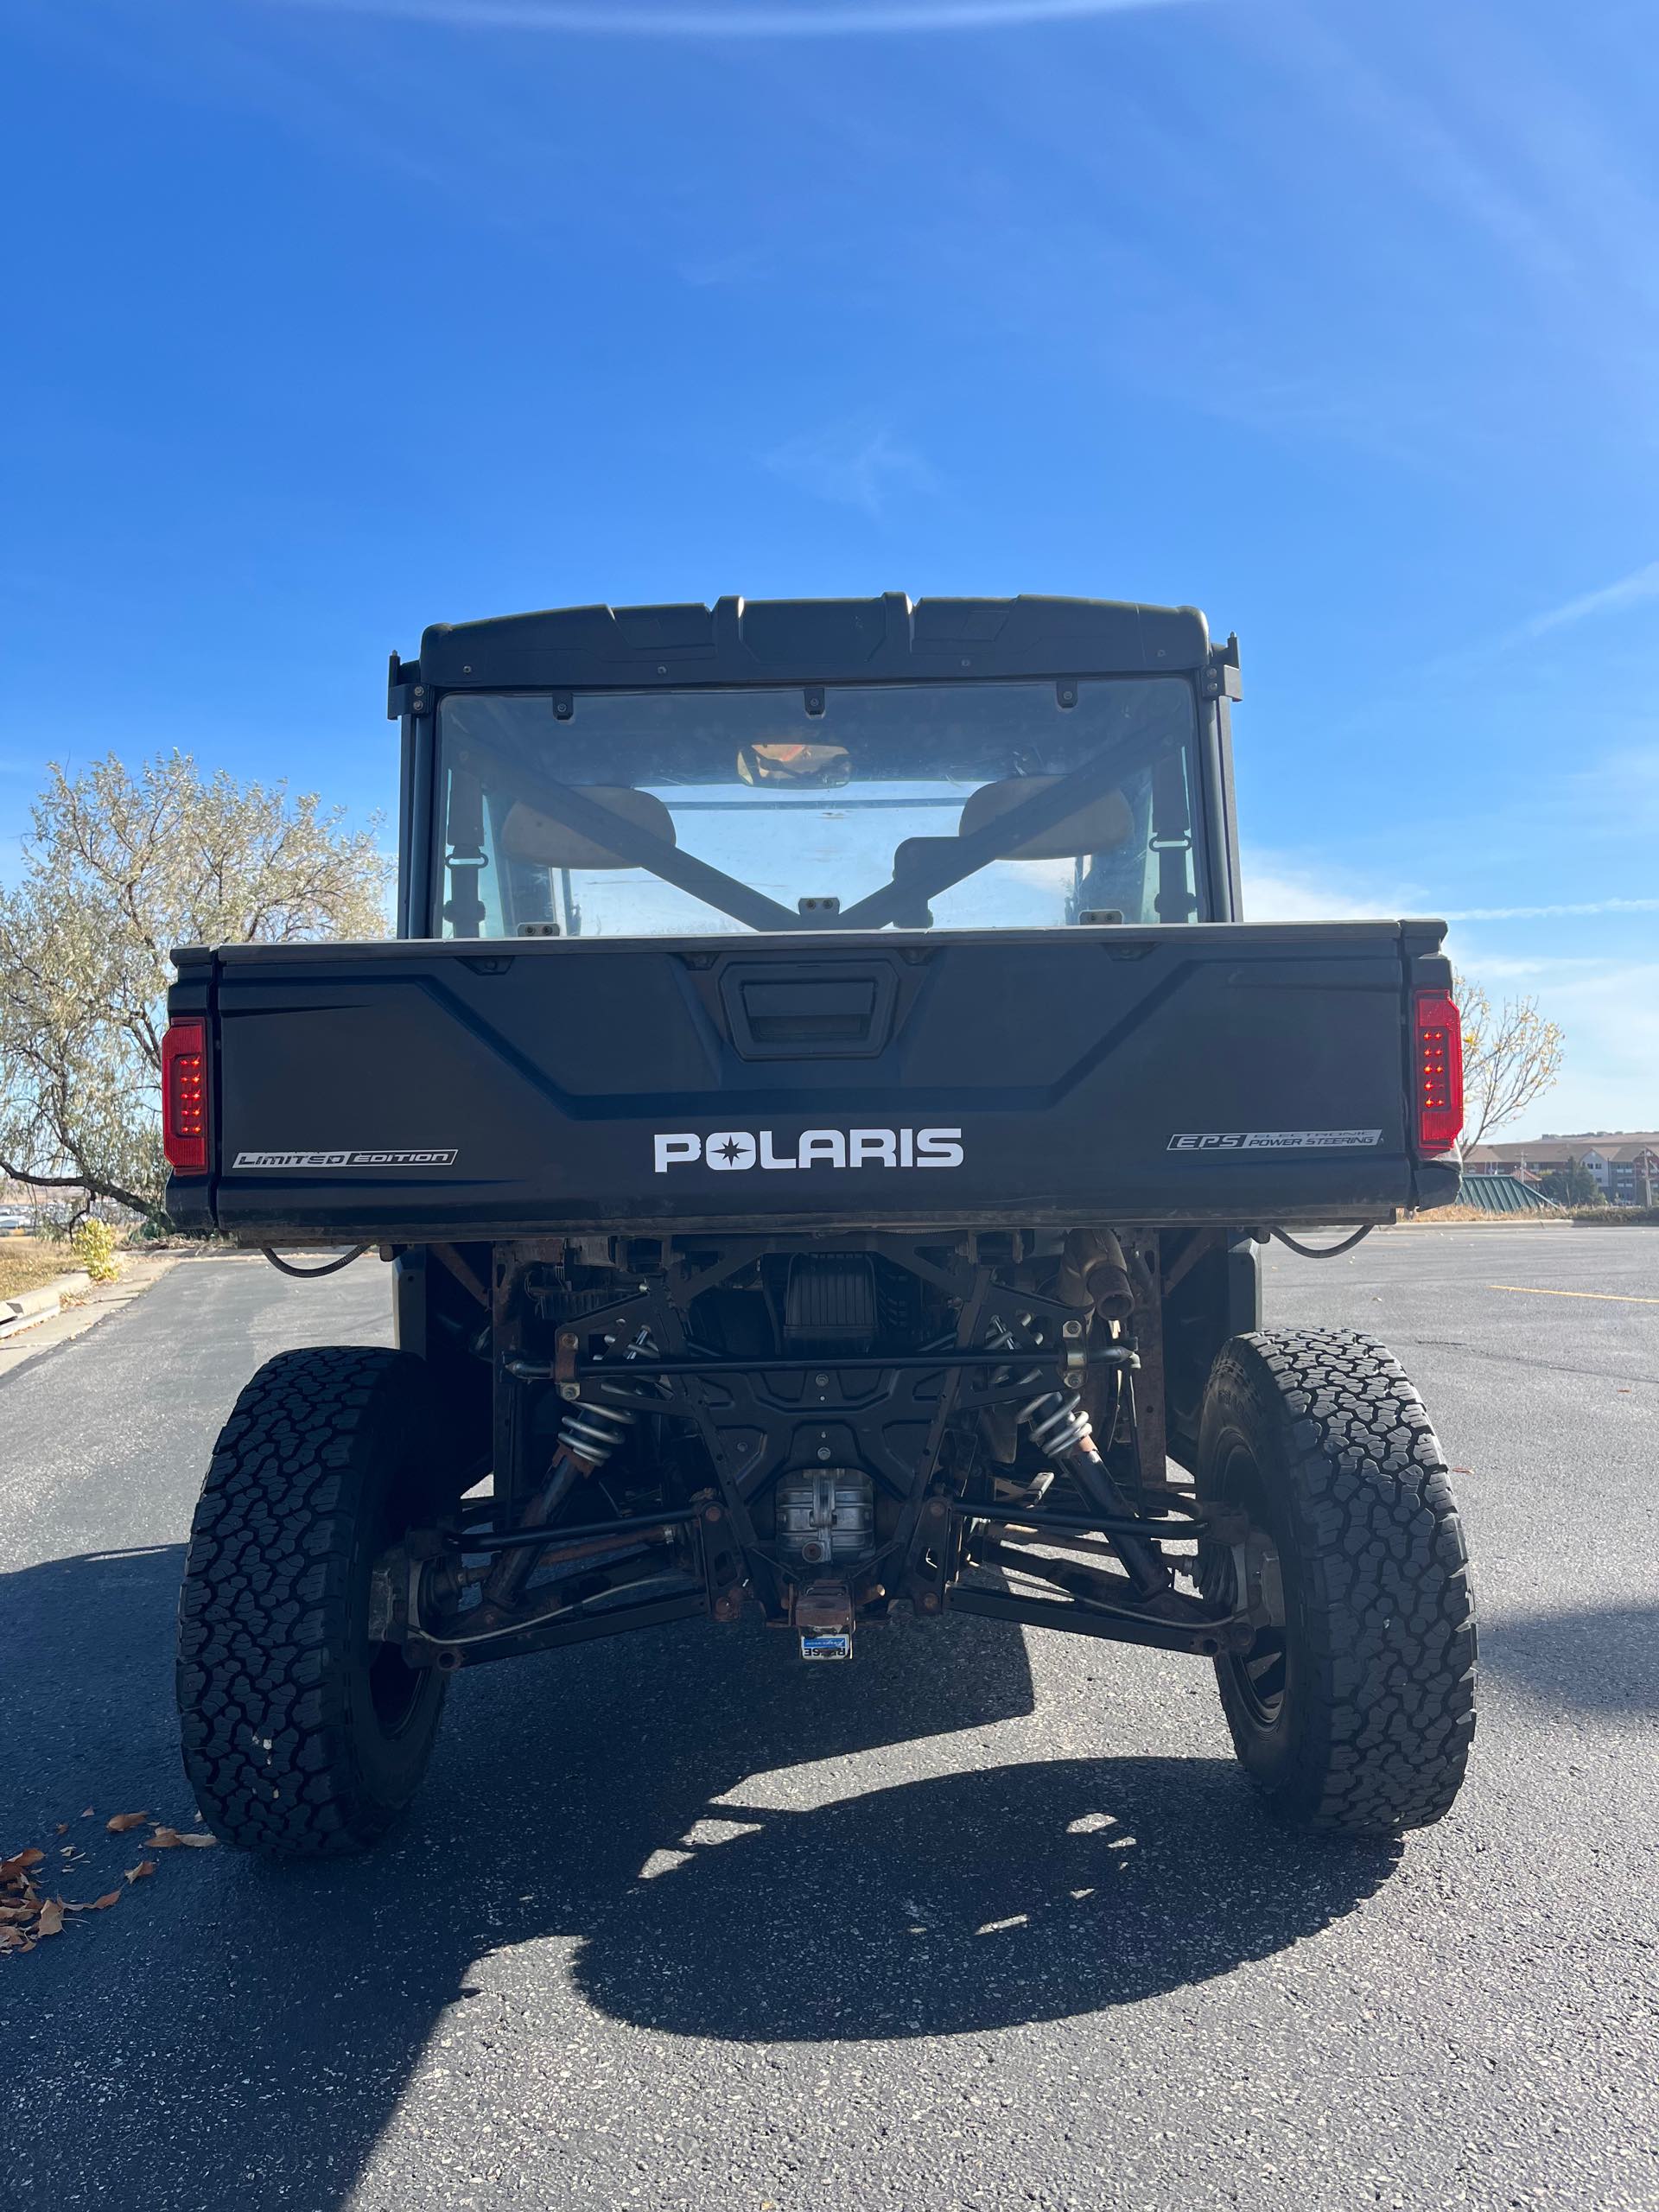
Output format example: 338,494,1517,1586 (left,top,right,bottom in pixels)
3,0,1656,1133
